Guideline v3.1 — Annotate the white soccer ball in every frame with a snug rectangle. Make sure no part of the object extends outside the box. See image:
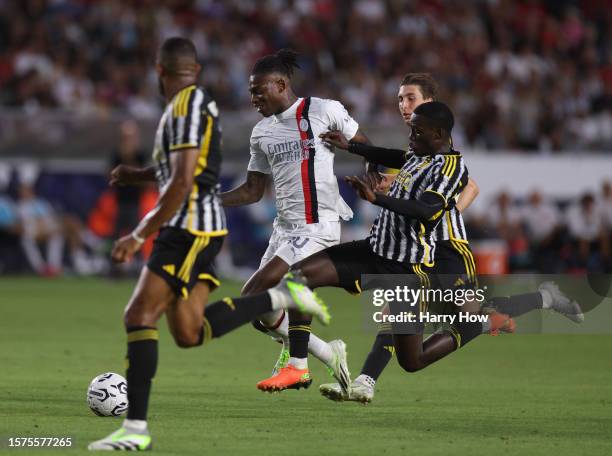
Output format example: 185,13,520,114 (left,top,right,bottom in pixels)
87,372,128,417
